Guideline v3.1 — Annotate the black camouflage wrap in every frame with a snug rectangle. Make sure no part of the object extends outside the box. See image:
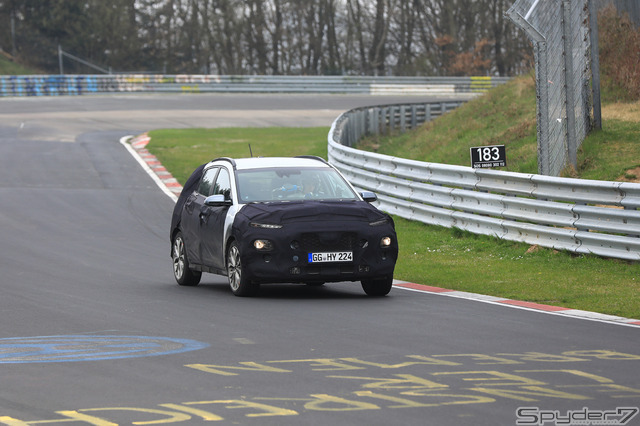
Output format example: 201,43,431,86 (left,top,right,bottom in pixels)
231,200,398,284
170,163,205,247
